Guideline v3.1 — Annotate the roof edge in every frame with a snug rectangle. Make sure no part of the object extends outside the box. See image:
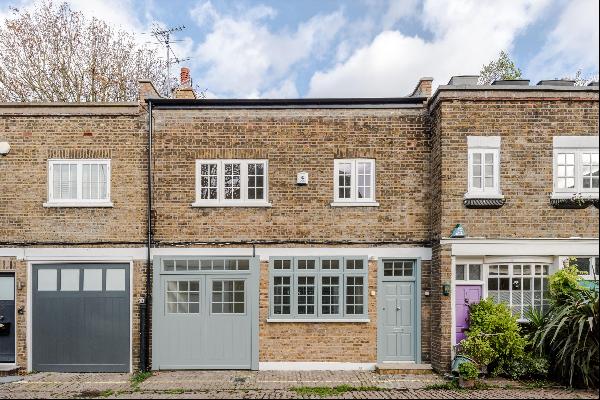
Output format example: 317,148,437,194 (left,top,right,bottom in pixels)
146,97,427,108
